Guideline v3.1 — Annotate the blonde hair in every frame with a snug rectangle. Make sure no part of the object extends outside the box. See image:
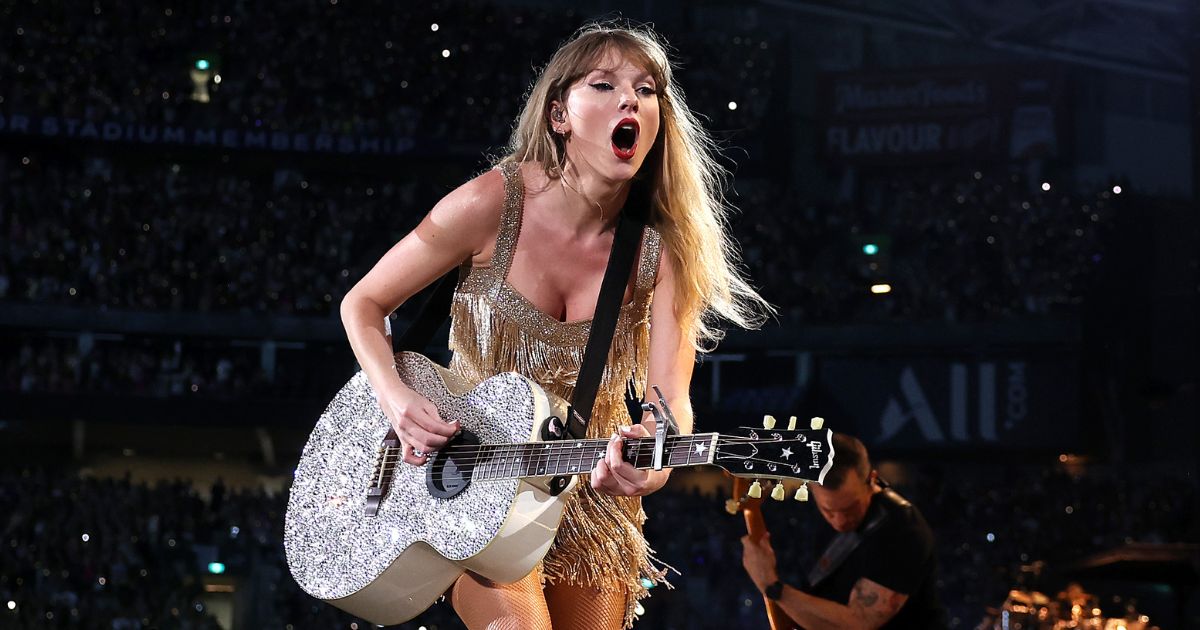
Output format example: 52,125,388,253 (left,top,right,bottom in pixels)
501,21,773,349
